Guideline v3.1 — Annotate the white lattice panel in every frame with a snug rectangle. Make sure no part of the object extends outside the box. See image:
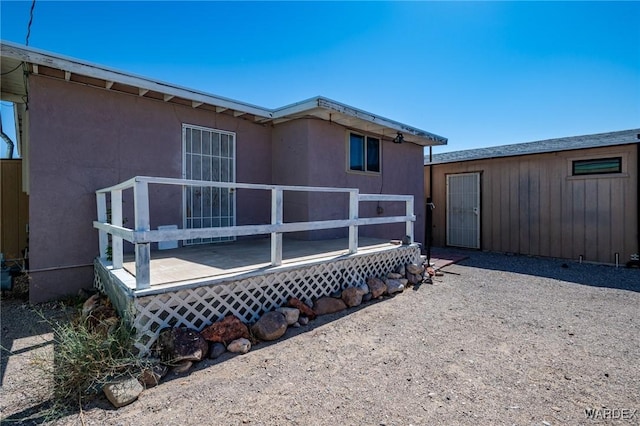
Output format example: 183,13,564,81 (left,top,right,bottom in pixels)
96,246,420,354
